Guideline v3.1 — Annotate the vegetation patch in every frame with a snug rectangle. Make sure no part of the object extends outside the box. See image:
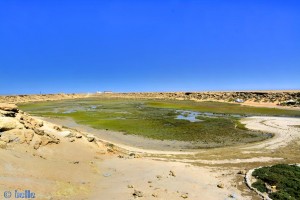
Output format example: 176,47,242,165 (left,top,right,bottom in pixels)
252,164,300,200
18,97,299,147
